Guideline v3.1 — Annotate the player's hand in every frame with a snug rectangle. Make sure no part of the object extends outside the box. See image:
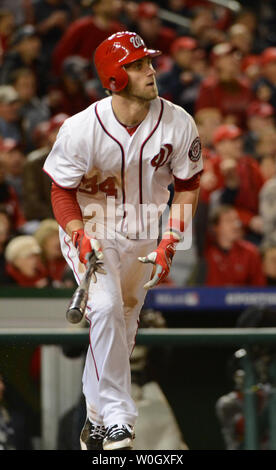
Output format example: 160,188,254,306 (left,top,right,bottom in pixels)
72,228,104,265
138,234,179,290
